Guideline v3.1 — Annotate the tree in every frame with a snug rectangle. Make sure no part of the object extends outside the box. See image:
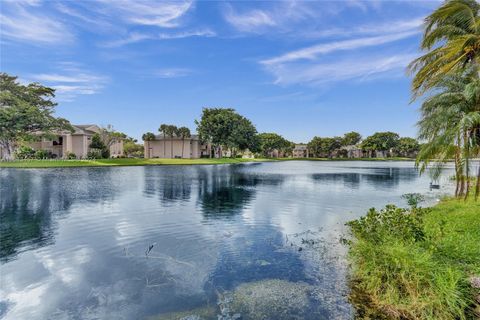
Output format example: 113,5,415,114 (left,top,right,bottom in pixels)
361,132,400,157
177,126,191,158
159,124,168,157
123,137,143,157
142,132,156,159
342,131,362,146
89,133,109,158
395,137,420,157
165,125,178,158
408,0,480,98
195,108,258,157
0,73,73,159
307,136,342,158
257,133,292,157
